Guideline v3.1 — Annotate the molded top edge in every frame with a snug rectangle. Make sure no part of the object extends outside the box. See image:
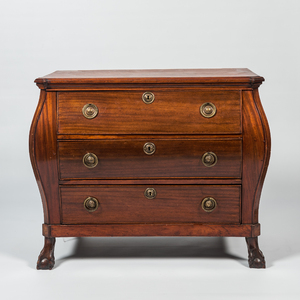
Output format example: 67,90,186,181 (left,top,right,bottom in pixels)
35,68,264,89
